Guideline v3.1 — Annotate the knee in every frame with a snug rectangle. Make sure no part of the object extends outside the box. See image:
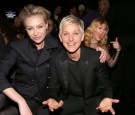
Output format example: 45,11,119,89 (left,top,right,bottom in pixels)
0,105,19,115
